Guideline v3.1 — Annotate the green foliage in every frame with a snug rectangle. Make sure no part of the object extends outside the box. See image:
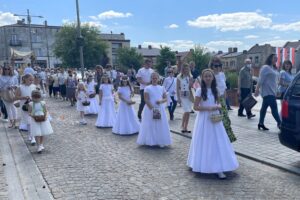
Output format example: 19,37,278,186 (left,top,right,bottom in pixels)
117,47,143,72
156,46,176,75
226,71,238,89
187,45,211,74
54,23,108,69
